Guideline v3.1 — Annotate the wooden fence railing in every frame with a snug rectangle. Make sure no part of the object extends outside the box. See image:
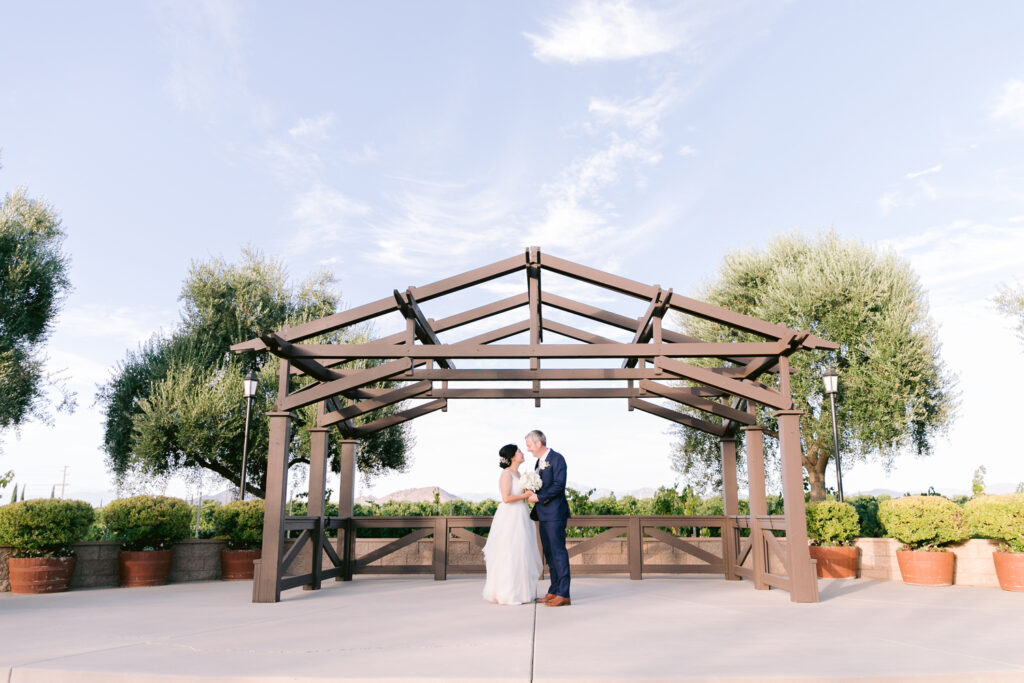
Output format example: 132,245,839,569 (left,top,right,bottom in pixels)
267,514,793,592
